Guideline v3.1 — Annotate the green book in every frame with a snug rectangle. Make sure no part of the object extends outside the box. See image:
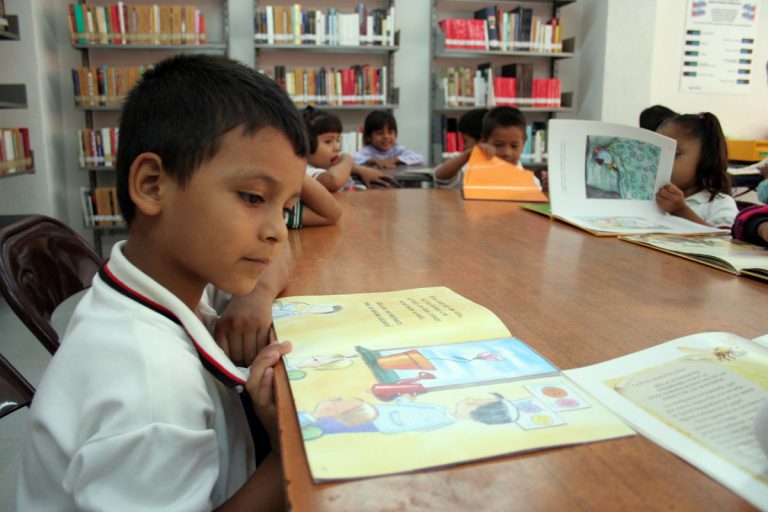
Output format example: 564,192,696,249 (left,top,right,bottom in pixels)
521,202,551,217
